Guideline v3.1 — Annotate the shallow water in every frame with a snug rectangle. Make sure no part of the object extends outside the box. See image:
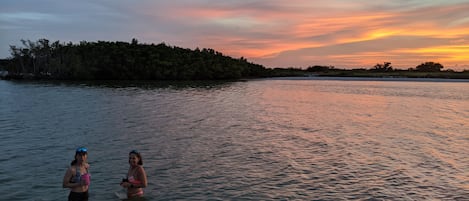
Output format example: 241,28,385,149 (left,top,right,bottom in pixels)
0,78,468,200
